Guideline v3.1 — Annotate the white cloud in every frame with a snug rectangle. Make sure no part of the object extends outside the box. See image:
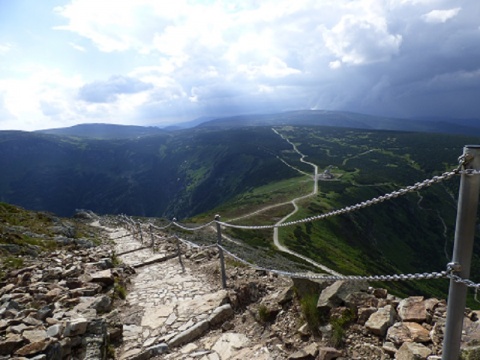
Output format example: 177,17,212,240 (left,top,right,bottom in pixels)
69,42,86,52
322,14,402,66
329,60,342,69
238,57,301,79
422,7,461,23
0,43,12,54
